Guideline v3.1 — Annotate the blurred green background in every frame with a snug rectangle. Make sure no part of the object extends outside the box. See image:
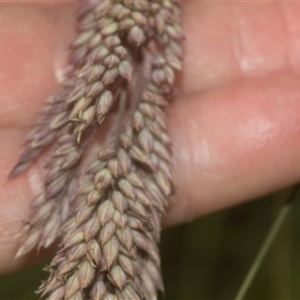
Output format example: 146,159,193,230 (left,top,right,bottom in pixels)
1,188,300,299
